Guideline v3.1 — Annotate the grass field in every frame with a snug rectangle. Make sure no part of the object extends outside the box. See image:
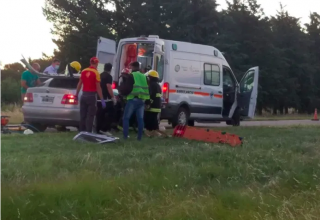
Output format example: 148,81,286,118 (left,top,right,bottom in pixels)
2,126,320,220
